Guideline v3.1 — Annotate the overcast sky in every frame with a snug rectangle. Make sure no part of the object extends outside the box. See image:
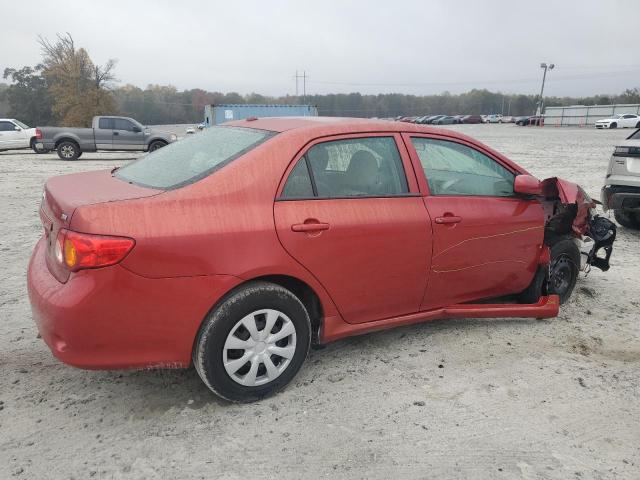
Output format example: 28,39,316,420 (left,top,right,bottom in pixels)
2,0,639,97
